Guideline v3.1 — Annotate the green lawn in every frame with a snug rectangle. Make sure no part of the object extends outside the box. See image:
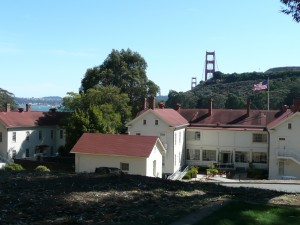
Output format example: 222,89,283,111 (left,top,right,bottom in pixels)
196,201,300,225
